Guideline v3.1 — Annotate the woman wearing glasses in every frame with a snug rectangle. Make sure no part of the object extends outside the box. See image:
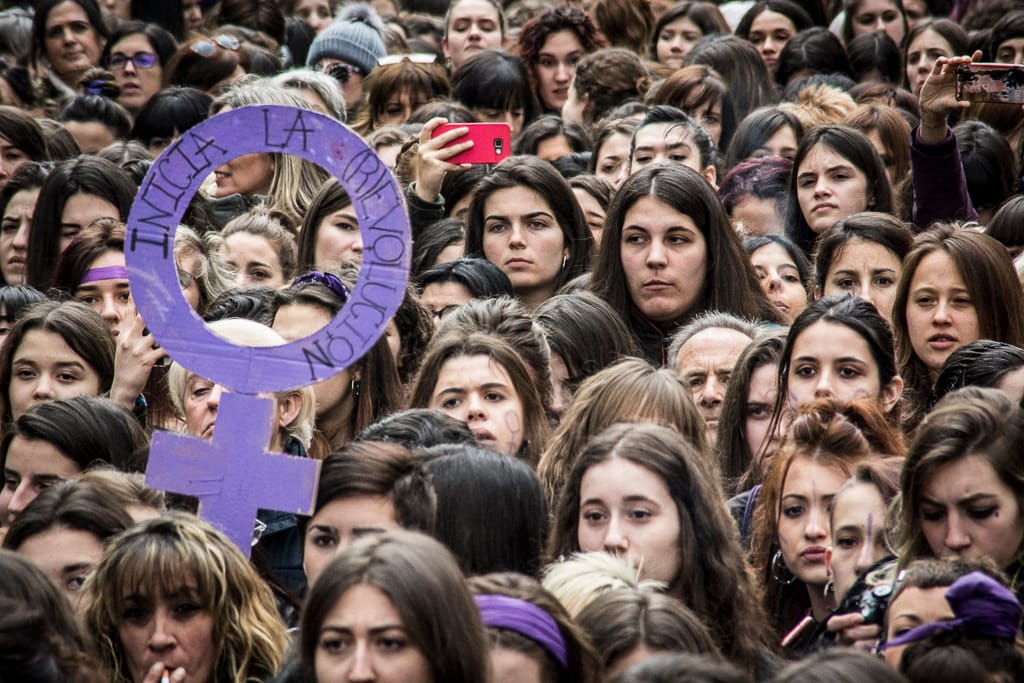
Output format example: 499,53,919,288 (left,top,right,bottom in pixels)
99,21,177,119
